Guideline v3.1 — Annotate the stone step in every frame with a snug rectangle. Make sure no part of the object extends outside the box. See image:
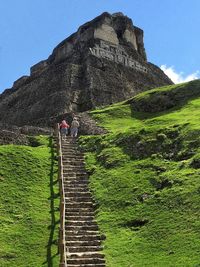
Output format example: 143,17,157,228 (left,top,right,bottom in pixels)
65,192,92,198
62,143,78,147
61,146,79,150
64,184,90,188
61,143,76,147
63,173,82,177
62,155,83,159
67,264,105,267
61,146,80,150
63,163,85,166
64,176,88,180
62,152,83,156
63,164,85,168
65,217,95,223
62,147,82,152
62,153,84,158
64,181,89,186
63,157,85,161
63,162,85,166
63,165,85,168
63,172,88,177
64,189,88,193
64,177,88,182
63,171,86,176
65,199,93,204
65,178,88,182
65,211,95,217
62,159,85,163
61,141,77,144
61,144,78,148
65,225,99,232
67,257,105,265
62,163,85,167
66,240,102,247
66,196,93,202
66,176,88,181
65,202,94,209
66,235,103,241
64,169,86,173
67,252,105,258
64,177,79,181
62,138,76,142
65,207,95,213
64,177,88,181
61,150,80,154
65,215,95,221
65,201,94,206
64,185,89,189
62,149,79,152
63,158,84,161
64,172,87,177
63,168,86,172
61,140,76,144
68,245,103,253
66,230,99,236
64,184,89,189
64,173,87,178
75,173,88,178
62,160,84,163
65,220,98,227
64,180,89,186
64,183,89,187
63,172,76,176
64,188,90,193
